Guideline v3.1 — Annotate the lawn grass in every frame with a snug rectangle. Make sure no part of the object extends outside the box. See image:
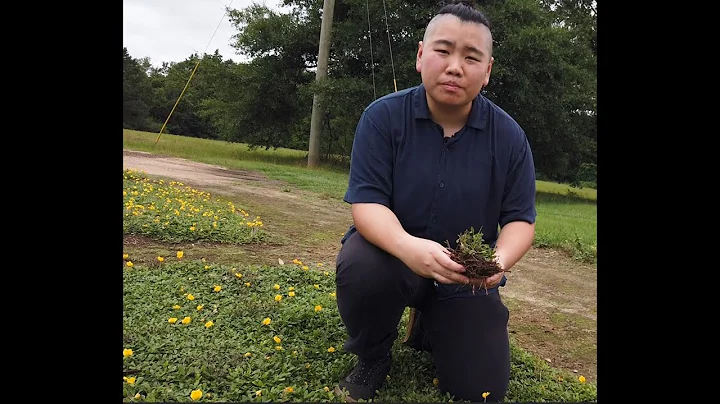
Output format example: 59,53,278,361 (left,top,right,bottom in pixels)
123,256,597,402
123,155,597,402
123,129,596,263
